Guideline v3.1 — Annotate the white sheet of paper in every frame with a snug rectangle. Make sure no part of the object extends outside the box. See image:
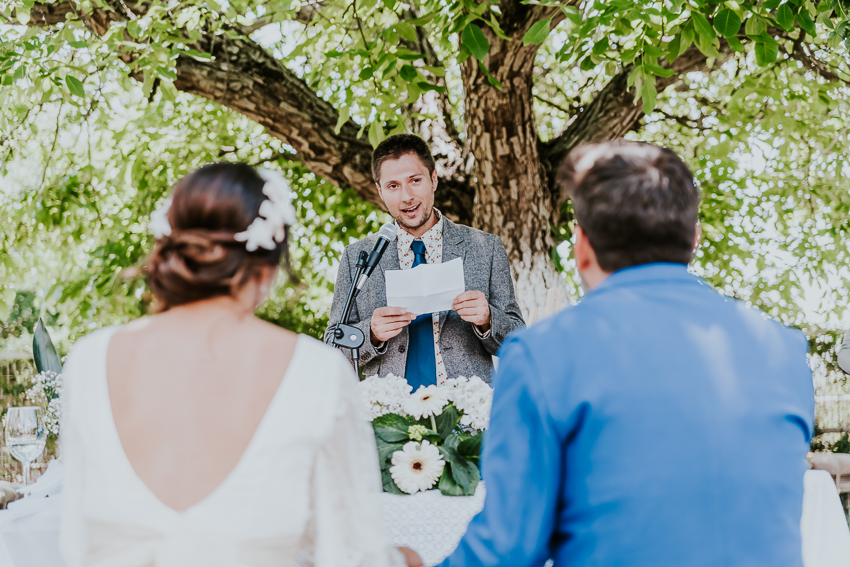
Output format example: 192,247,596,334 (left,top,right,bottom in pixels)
385,257,465,315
